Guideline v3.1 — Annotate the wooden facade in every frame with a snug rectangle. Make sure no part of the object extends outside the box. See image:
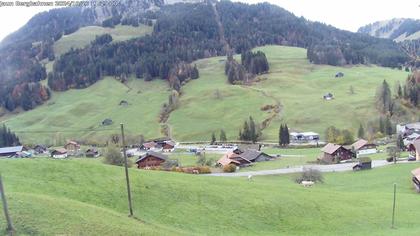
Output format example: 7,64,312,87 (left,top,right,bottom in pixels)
135,152,168,168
